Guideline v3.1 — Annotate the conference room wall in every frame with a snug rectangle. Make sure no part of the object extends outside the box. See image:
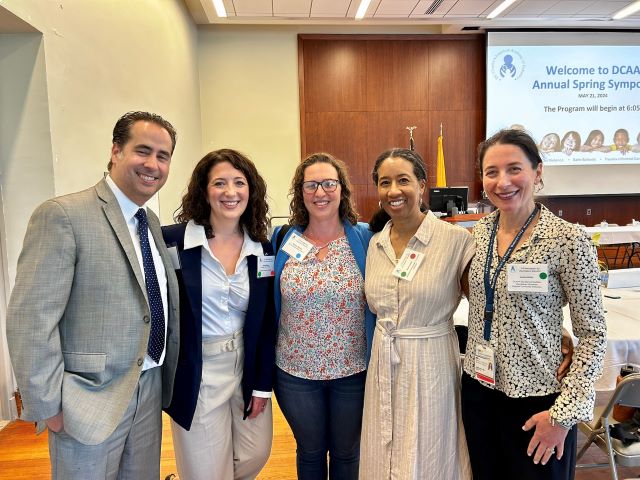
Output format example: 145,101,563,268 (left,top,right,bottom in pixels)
299,35,485,222
1,0,203,229
197,25,444,221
